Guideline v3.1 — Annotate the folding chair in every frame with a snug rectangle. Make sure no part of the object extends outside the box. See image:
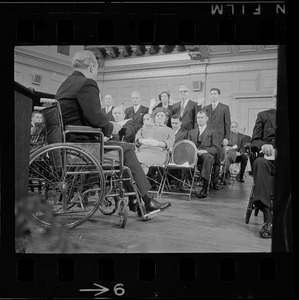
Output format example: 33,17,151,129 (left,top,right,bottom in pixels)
146,150,171,198
159,140,198,200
